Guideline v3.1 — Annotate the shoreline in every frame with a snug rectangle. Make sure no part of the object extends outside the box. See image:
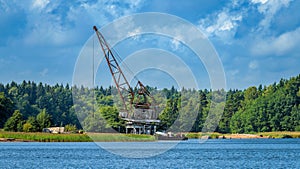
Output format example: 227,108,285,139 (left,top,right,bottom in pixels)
186,131,300,139
1,131,299,142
